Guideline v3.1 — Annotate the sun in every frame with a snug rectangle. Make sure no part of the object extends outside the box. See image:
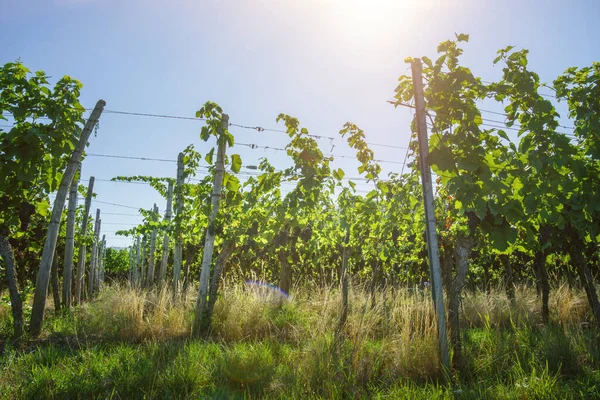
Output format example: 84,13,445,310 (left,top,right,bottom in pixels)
320,0,411,44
